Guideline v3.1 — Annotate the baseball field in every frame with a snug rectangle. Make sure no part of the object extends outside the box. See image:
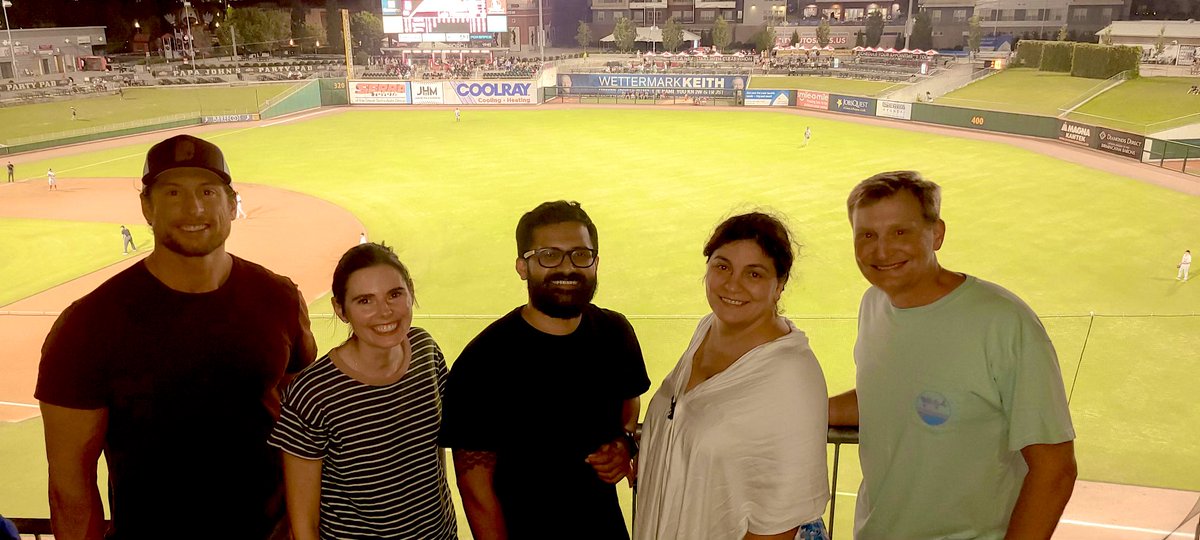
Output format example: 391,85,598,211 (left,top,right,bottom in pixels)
1,104,1198,537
